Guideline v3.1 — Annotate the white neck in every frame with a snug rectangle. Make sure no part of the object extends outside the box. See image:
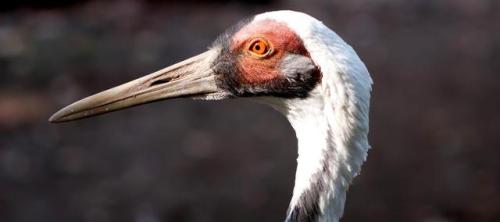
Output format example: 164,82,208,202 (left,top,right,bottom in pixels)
255,10,372,222
285,76,371,222
264,87,366,222
283,94,356,222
